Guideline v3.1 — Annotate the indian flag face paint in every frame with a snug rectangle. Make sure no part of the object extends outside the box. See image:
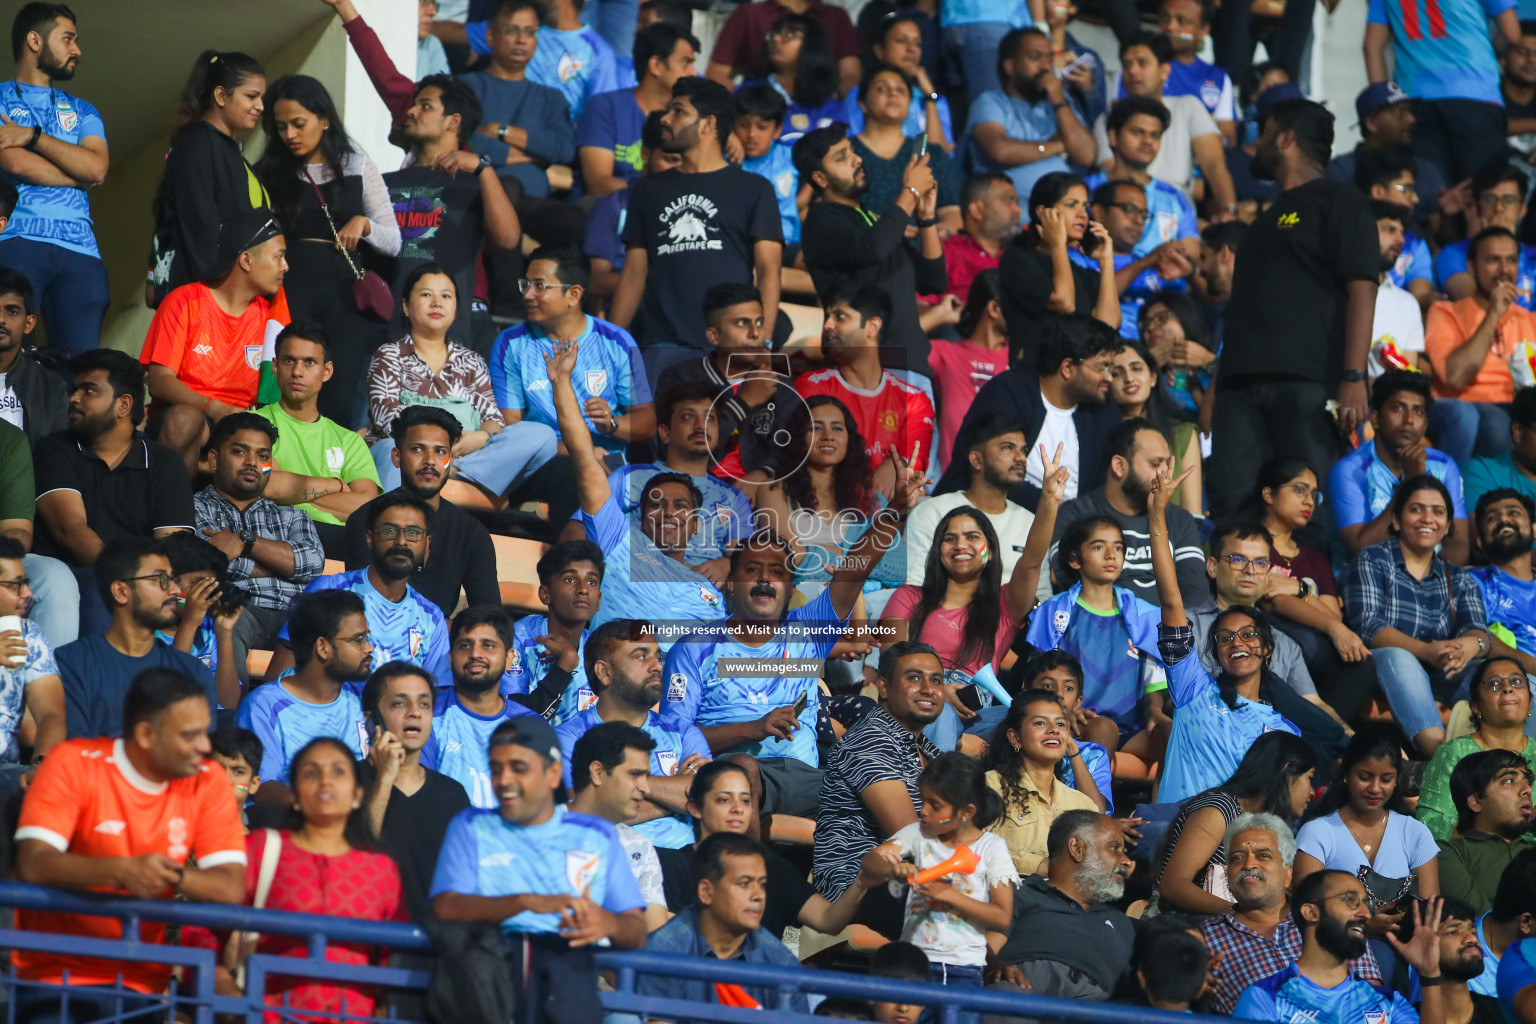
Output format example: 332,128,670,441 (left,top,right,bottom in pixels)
976,539,991,565
260,459,273,476
443,454,453,471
